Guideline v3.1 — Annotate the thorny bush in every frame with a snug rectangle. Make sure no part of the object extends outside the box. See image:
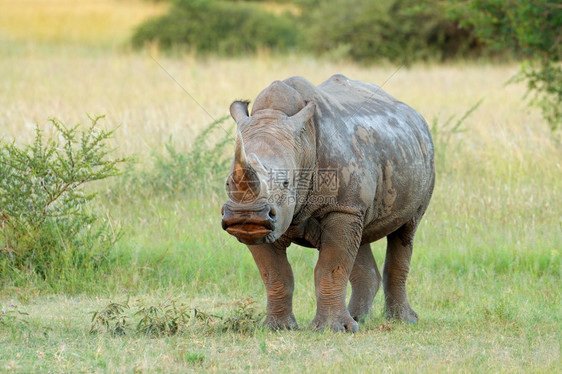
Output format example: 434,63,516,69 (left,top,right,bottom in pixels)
0,116,126,282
